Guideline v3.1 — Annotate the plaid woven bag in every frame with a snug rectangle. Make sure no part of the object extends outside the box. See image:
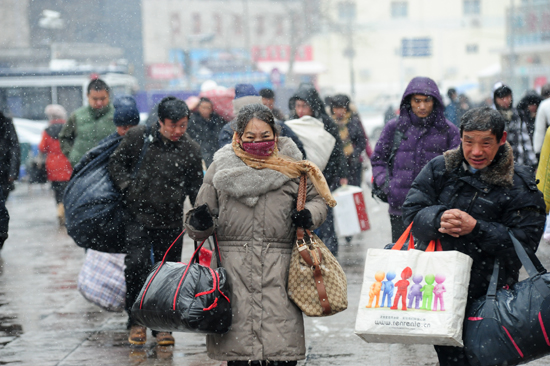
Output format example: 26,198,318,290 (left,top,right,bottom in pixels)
287,174,348,317
77,249,126,312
